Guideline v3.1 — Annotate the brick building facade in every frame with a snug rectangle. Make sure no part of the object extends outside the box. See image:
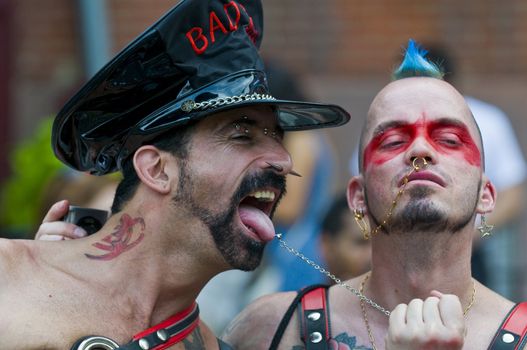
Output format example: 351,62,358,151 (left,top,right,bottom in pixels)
3,0,527,183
